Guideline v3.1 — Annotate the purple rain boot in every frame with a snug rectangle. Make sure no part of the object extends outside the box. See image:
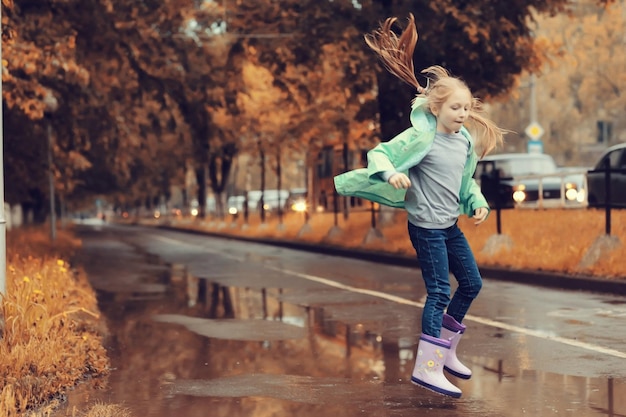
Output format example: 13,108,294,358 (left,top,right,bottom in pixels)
411,333,462,398
440,313,472,379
